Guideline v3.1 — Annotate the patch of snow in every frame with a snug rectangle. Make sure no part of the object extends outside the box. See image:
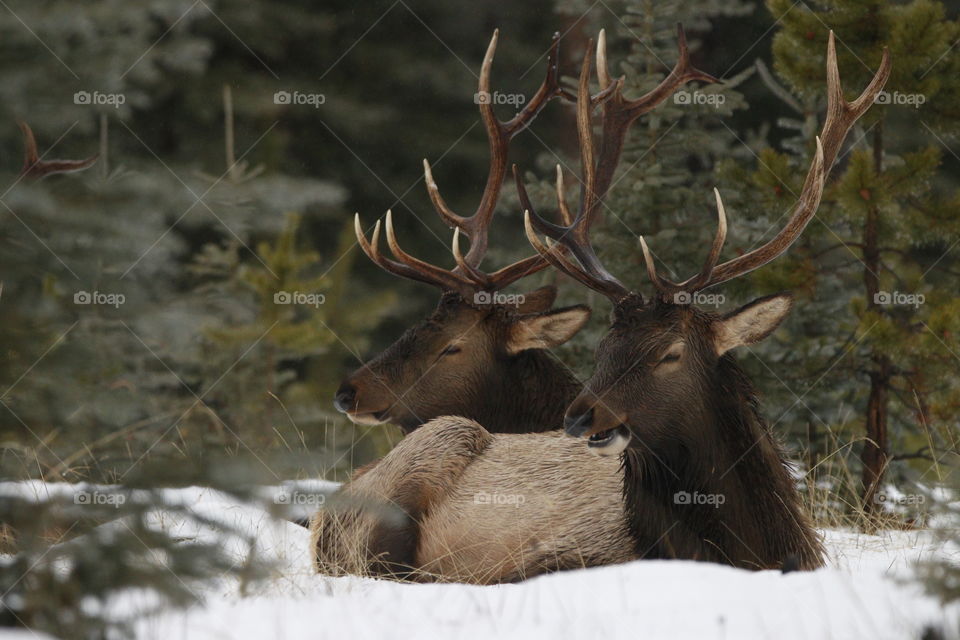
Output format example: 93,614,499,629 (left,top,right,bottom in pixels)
3,482,958,639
